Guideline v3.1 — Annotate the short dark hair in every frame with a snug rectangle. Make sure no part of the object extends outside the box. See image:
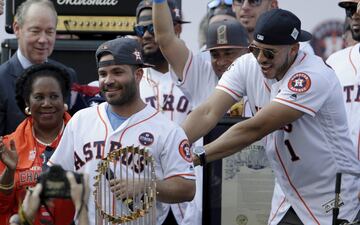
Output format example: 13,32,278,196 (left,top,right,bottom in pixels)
15,63,71,114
